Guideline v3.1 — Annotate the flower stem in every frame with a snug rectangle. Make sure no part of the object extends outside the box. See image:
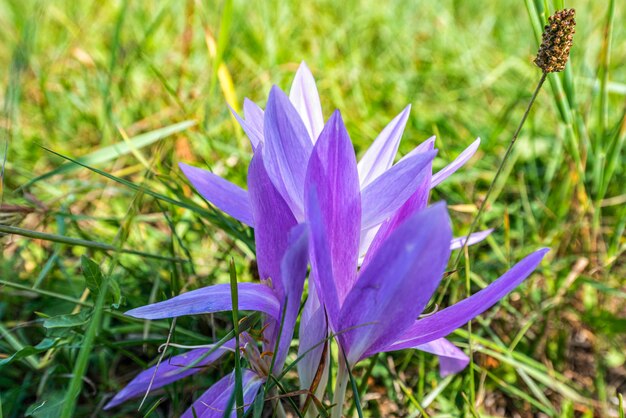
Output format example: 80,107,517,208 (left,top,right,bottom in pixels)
452,72,548,270
331,355,349,418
